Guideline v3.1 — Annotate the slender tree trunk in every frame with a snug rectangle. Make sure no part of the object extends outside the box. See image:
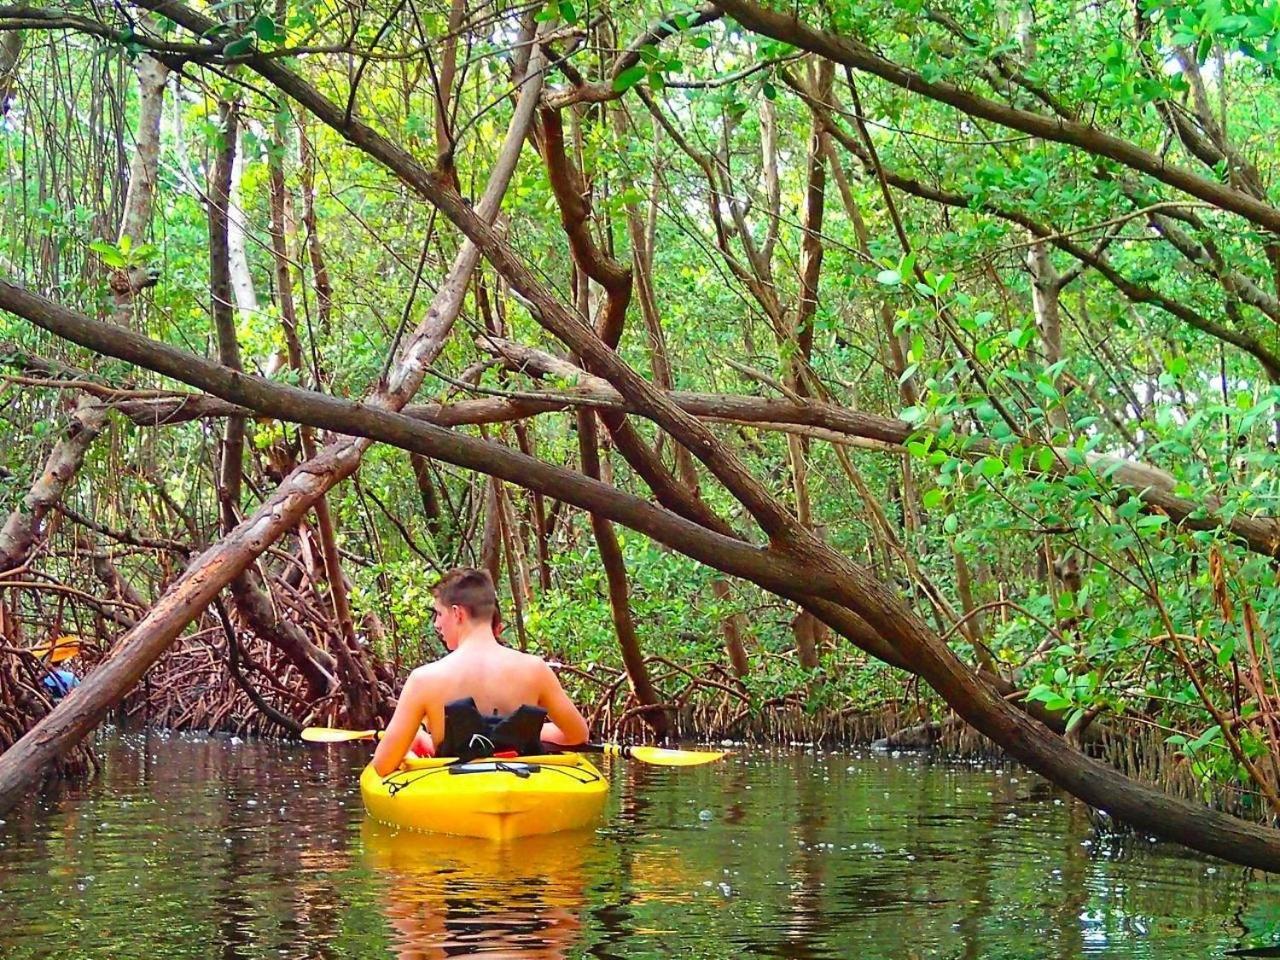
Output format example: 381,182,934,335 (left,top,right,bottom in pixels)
409,453,446,544
297,115,332,334
480,476,502,583
266,107,377,722
112,55,169,328
211,99,246,534
496,481,529,650
577,406,670,738
226,128,259,319
433,0,467,184
785,61,832,669
1019,3,1068,432
513,423,551,591
210,99,337,700
0,55,169,574
821,132,920,534
615,104,751,678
